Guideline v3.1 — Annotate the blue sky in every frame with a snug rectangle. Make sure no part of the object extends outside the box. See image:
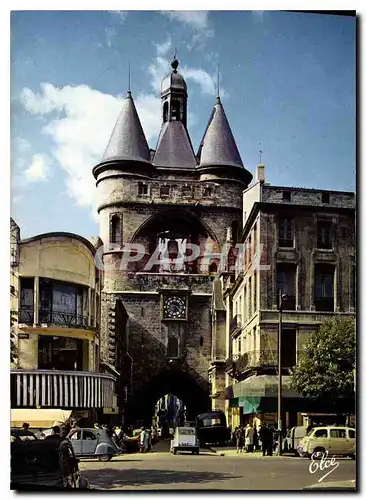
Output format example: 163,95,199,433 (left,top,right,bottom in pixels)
10,10,356,240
